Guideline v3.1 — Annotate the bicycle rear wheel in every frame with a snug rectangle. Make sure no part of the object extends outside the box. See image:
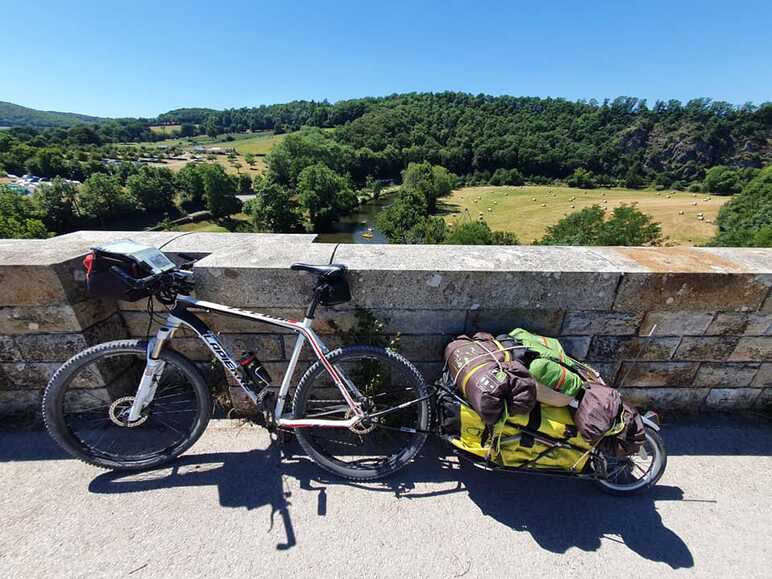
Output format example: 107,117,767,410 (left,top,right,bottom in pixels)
43,340,211,470
292,346,430,481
